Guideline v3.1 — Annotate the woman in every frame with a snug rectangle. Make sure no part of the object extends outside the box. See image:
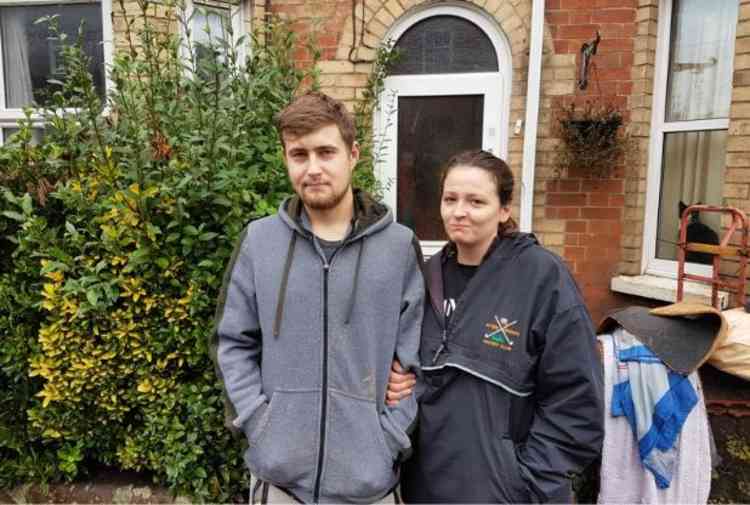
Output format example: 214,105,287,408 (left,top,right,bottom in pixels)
389,150,603,503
